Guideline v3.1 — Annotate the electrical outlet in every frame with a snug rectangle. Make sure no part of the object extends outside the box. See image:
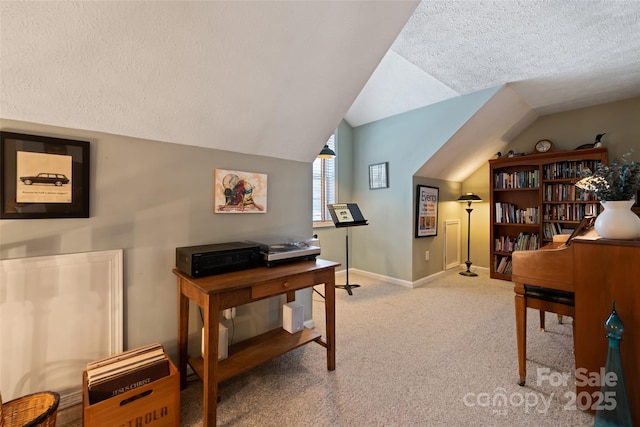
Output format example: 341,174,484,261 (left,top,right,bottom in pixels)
223,308,236,319
425,251,430,261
